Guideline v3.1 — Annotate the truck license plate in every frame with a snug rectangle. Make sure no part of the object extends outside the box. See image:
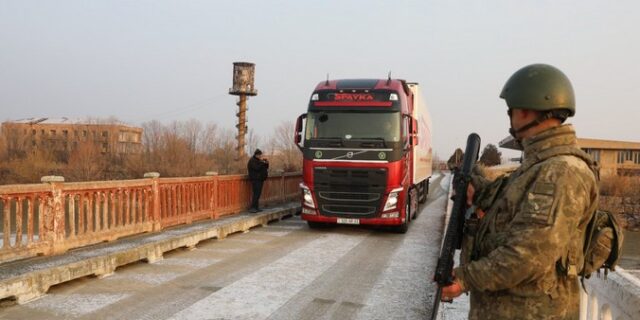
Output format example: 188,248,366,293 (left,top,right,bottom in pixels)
337,218,360,225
